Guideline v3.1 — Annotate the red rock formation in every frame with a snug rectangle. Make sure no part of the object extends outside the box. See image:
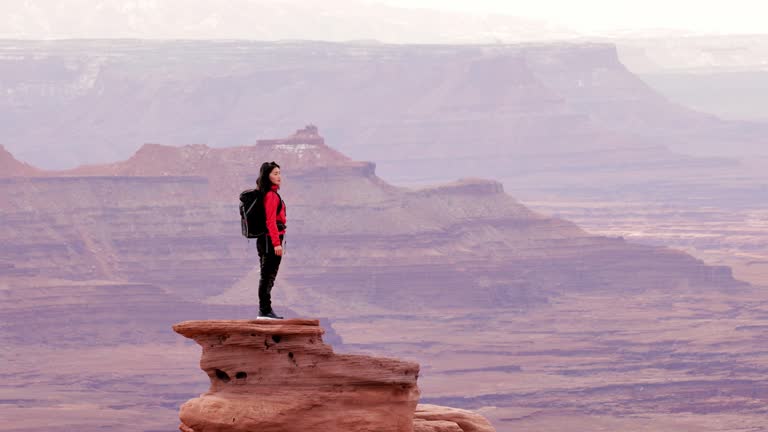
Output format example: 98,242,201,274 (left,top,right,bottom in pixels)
173,319,495,432
0,145,40,176
64,125,354,178
414,405,495,432
58,125,374,197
